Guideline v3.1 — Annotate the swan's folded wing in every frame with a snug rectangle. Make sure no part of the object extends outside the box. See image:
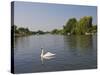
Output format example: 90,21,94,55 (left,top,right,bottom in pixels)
43,52,55,57
43,56,55,59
